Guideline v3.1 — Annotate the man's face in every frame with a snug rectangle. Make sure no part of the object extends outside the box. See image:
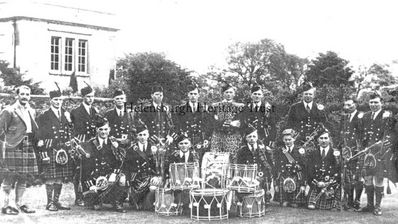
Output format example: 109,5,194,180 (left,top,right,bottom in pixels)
318,133,330,148
188,89,199,103
302,89,315,103
137,130,149,144
83,92,95,106
178,139,191,153
251,90,264,103
97,123,110,139
283,135,295,147
151,92,163,104
369,97,382,112
50,97,63,109
223,88,235,101
114,95,126,108
343,100,356,113
245,131,258,145
17,88,31,105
